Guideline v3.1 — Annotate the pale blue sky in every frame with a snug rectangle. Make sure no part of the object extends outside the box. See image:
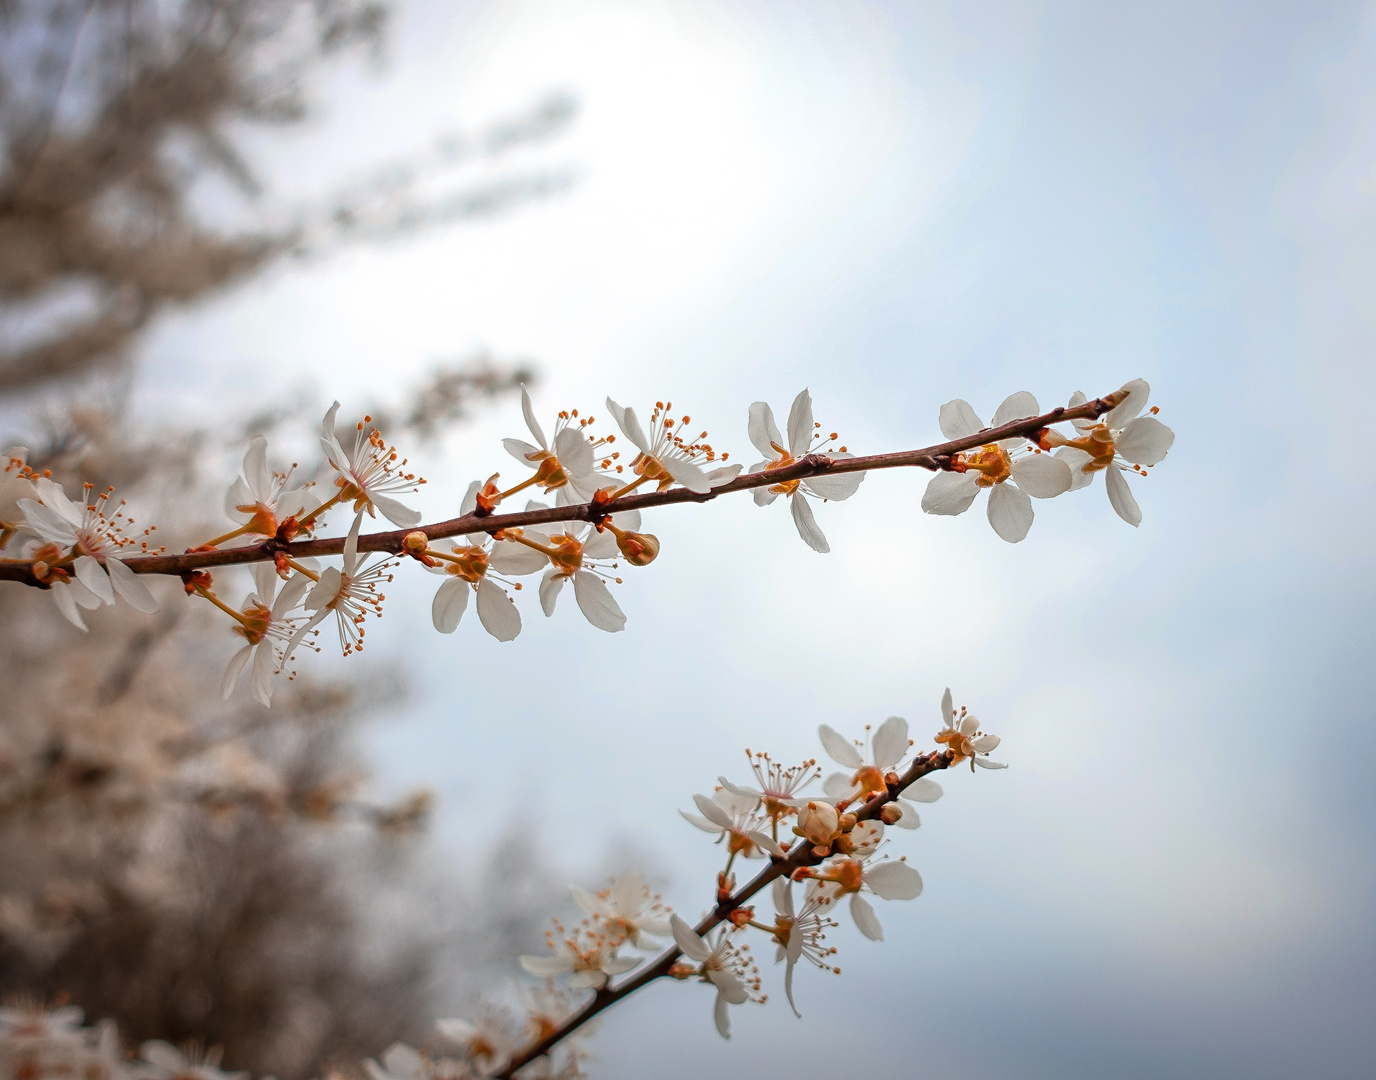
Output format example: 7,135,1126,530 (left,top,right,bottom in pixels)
135,2,1375,1076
